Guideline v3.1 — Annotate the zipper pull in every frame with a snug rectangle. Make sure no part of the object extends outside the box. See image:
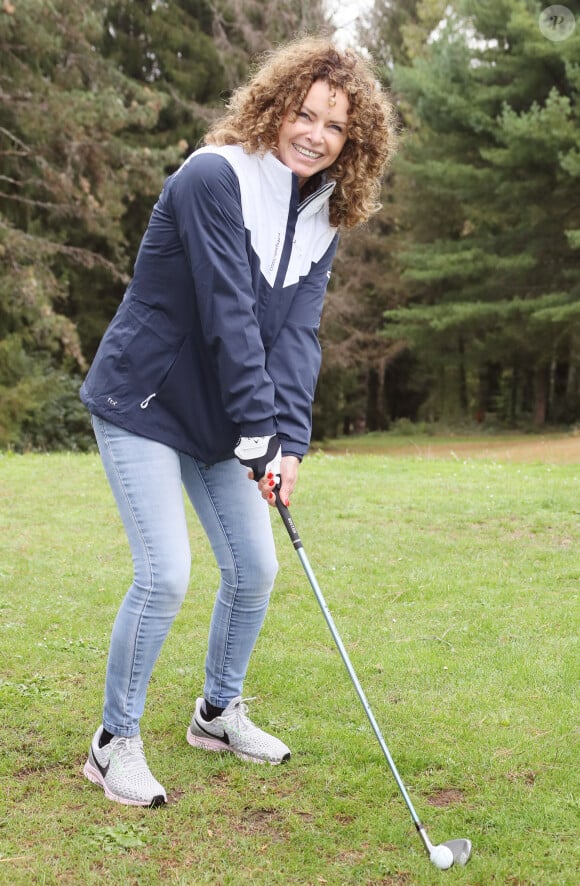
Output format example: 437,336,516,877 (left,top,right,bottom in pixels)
140,393,157,409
